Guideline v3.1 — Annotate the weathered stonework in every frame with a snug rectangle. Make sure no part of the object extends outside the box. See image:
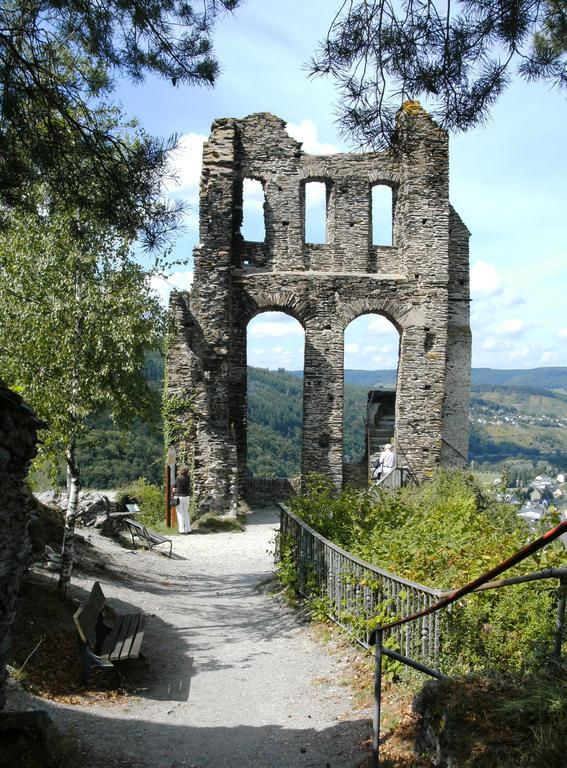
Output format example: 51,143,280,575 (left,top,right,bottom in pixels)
0,382,46,710
167,108,471,513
